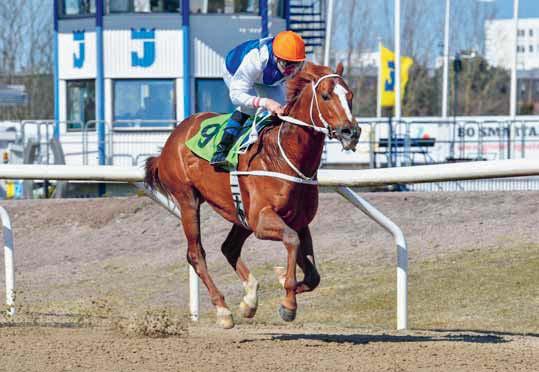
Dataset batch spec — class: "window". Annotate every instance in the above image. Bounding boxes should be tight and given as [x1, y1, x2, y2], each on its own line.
[518, 29, 525, 37]
[59, 0, 96, 17]
[190, 0, 260, 14]
[113, 80, 175, 128]
[530, 29, 534, 37]
[533, 81, 539, 100]
[268, 0, 284, 17]
[195, 79, 235, 113]
[108, 0, 180, 13]
[530, 45, 534, 53]
[66, 80, 96, 131]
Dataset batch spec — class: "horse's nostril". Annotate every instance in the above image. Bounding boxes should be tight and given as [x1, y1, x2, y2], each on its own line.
[341, 128, 351, 136]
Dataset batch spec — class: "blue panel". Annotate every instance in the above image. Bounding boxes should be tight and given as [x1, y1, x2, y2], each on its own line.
[284, 0, 290, 29]
[260, 0, 268, 38]
[195, 79, 235, 114]
[182, 0, 191, 119]
[96, 0, 105, 167]
[54, 0, 60, 140]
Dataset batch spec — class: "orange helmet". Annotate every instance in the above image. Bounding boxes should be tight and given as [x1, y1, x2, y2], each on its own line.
[272, 31, 306, 62]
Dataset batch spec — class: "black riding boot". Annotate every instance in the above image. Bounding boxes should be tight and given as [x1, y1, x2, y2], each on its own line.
[210, 111, 250, 169]
[210, 132, 237, 167]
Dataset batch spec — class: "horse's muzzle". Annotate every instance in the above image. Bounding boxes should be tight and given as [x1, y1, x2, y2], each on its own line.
[335, 124, 361, 151]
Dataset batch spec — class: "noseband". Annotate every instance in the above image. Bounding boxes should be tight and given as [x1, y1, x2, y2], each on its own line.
[278, 73, 344, 139]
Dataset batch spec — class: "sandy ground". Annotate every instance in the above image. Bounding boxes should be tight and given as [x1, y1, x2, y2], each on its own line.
[0, 192, 538, 371]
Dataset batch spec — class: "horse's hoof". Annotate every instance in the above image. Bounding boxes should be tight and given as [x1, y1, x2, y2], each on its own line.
[217, 314, 235, 329]
[216, 307, 235, 329]
[239, 300, 257, 319]
[278, 305, 296, 322]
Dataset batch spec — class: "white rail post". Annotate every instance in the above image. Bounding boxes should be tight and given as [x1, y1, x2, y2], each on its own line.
[189, 266, 199, 321]
[132, 182, 199, 321]
[0, 207, 15, 317]
[323, 0, 334, 67]
[336, 187, 408, 330]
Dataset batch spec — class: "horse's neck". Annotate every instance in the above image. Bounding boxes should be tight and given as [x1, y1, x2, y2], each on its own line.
[278, 106, 326, 177]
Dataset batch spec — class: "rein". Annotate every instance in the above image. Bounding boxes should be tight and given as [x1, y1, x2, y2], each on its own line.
[277, 73, 342, 180]
[232, 73, 344, 184]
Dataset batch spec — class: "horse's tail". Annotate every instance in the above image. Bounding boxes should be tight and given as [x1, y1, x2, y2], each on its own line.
[144, 156, 167, 196]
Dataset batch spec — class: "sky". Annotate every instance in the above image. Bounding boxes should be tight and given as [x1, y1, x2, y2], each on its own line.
[496, 0, 539, 18]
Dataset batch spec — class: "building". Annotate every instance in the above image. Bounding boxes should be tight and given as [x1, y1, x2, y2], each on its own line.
[54, 0, 327, 166]
[485, 18, 539, 70]
[485, 18, 539, 114]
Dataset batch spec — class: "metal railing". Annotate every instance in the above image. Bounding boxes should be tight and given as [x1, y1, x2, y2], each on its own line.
[4, 116, 539, 192]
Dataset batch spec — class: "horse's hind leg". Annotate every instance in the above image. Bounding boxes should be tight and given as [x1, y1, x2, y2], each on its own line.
[221, 224, 259, 318]
[295, 226, 320, 294]
[172, 188, 234, 329]
[254, 206, 299, 322]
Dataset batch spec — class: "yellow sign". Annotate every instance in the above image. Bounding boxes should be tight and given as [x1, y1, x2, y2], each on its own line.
[6, 181, 15, 199]
[379, 45, 414, 107]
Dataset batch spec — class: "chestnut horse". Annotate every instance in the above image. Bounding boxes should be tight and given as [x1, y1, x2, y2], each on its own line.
[144, 62, 360, 328]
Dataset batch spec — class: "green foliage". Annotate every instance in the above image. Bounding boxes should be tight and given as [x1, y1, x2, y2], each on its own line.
[449, 54, 510, 116]
[403, 64, 440, 116]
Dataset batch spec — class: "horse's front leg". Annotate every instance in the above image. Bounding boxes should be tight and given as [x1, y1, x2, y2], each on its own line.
[274, 226, 320, 294]
[254, 206, 299, 322]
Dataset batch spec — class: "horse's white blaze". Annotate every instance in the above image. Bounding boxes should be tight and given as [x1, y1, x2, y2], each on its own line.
[334, 84, 353, 122]
[242, 273, 259, 308]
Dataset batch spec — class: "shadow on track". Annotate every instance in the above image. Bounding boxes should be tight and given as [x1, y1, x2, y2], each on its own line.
[264, 331, 509, 345]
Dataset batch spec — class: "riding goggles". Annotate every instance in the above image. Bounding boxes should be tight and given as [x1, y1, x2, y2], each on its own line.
[277, 59, 304, 75]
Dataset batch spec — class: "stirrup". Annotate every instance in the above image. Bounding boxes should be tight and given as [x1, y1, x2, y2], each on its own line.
[210, 152, 227, 164]
[212, 162, 230, 172]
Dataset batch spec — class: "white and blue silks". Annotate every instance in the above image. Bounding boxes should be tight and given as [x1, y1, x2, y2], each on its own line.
[223, 37, 287, 116]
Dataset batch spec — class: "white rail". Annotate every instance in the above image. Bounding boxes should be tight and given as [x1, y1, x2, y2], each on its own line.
[1, 158, 538, 185]
[1, 158, 538, 330]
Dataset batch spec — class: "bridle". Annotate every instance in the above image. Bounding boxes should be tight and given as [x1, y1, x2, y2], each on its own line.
[276, 73, 345, 180]
[278, 73, 343, 138]
[232, 73, 350, 184]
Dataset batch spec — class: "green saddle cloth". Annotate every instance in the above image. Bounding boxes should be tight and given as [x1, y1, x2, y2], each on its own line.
[186, 113, 273, 169]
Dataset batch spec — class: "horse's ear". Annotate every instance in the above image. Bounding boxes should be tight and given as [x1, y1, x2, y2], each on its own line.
[336, 62, 344, 76]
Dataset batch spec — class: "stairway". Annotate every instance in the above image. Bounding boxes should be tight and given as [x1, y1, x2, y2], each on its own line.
[288, 0, 326, 55]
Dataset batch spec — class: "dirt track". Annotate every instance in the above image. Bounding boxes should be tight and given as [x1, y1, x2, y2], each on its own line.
[0, 192, 538, 371]
[0, 325, 537, 372]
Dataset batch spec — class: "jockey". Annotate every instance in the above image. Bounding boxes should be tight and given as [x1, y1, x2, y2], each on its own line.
[210, 30, 306, 168]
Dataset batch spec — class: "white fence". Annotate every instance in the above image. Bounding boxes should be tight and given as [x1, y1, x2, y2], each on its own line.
[1, 158, 539, 329]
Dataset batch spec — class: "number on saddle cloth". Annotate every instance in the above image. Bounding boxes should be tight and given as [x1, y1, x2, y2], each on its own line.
[185, 112, 274, 169]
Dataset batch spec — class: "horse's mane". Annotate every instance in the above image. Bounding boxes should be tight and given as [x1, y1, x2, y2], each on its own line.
[286, 62, 333, 107]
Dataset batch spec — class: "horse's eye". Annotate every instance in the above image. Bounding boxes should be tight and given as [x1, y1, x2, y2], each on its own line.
[321, 93, 331, 101]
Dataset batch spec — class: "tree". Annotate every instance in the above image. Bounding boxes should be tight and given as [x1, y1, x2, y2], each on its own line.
[403, 65, 439, 116]
[450, 54, 509, 116]
[0, 0, 53, 120]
